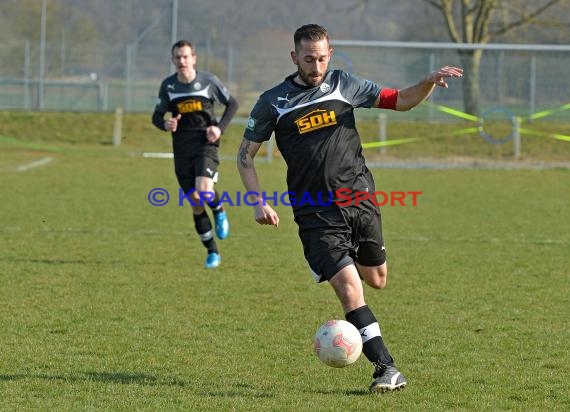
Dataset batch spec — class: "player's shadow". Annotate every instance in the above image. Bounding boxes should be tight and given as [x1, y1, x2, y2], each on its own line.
[84, 372, 160, 385]
[0, 372, 187, 387]
[199, 382, 275, 399]
[1, 257, 161, 266]
[314, 388, 370, 396]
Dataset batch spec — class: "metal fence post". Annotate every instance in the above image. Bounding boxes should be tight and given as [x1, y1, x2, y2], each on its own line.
[38, 0, 47, 110]
[24, 40, 31, 110]
[529, 56, 536, 119]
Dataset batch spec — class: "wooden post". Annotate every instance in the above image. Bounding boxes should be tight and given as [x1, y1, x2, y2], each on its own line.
[266, 133, 274, 162]
[113, 107, 123, 147]
[513, 117, 521, 159]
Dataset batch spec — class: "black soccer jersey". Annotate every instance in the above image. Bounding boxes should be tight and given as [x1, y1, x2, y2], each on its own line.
[244, 69, 383, 215]
[153, 71, 232, 156]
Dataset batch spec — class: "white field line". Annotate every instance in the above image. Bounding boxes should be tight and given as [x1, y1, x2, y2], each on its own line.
[16, 156, 54, 172]
[141, 152, 173, 159]
[134, 152, 237, 162]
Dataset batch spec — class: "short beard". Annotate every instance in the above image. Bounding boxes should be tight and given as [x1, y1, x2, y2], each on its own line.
[297, 67, 322, 87]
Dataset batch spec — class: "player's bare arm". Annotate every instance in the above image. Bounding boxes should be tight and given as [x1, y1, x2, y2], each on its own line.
[237, 138, 280, 227]
[378, 66, 463, 112]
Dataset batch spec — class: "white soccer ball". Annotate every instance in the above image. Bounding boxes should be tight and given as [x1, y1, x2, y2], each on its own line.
[314, 319, 363, 368]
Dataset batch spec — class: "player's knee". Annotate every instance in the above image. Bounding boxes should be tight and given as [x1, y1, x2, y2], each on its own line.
[192, 205, 205, 214]
[195, 178, 214, 195]
[364, 266, 388, 289]
[367, 277, 387, 289]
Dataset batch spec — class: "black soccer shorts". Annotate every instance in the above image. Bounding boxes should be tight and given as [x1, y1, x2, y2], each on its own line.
[174, 155, 219, 194]
[295, 200, 386, 283]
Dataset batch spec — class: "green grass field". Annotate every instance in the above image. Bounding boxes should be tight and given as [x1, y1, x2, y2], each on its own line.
[1, 112, 569, 411]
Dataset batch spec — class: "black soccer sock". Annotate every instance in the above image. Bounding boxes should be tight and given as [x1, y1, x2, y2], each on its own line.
[345, 305, 394, 366]
[193, 211, 218, 253]
[207, 190, 223, 214]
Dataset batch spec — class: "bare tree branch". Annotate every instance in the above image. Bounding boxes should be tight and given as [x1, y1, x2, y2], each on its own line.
[418, 0, 566, 115]
[460, 0, 471, 42]
[421, 0, 444, 9]
[440, 0, 463, 43]
[473, 0, 495, 43]
[490, 0, 561, 37]
[423, 0, 563, 43]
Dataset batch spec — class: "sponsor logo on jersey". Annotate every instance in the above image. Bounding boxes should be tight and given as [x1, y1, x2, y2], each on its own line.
[320, 83, 331, 93]
[246, 116, 256, 130]
[294, 109, 337, 134]
[177, 99, 203, 113]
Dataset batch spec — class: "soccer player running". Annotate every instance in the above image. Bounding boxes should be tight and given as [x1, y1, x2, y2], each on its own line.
[237, 24, 462, 392]
[152, 40, 238, 269]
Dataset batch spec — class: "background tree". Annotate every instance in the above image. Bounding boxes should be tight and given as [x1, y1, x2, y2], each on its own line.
[2, 0, 568, 108]
[421, 0, 564, 115]
[0, 0, 99, 78]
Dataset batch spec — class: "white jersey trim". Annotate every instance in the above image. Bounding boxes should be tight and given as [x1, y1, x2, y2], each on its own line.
[168, 84, 211, 100]
[273, 82, 350, 123]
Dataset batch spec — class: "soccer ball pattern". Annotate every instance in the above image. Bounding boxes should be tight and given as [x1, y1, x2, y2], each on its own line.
[314, 319, 363, 368]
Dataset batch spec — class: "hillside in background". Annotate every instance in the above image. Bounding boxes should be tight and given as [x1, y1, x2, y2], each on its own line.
[1, 0, 569, 79]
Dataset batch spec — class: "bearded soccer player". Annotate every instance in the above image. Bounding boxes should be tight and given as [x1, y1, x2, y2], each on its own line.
[152, 40, 238, 269]
[237, 24, 462, 392]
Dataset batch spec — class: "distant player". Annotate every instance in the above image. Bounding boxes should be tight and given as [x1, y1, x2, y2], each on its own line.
[237, 24, 462, 392]
[152, 40, 238, 268]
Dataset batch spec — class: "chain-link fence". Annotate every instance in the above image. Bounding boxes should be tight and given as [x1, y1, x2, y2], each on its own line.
[1, 39, 569, 122]
[332, 41, 570, 122]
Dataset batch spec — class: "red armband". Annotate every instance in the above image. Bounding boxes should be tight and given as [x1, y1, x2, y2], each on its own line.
[378, 88, 399, 110]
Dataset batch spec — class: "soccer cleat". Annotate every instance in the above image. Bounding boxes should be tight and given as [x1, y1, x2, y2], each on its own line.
[369, 363, 407, 393]
[204, 252, 221, 268]
[214, 211, 229, 239]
